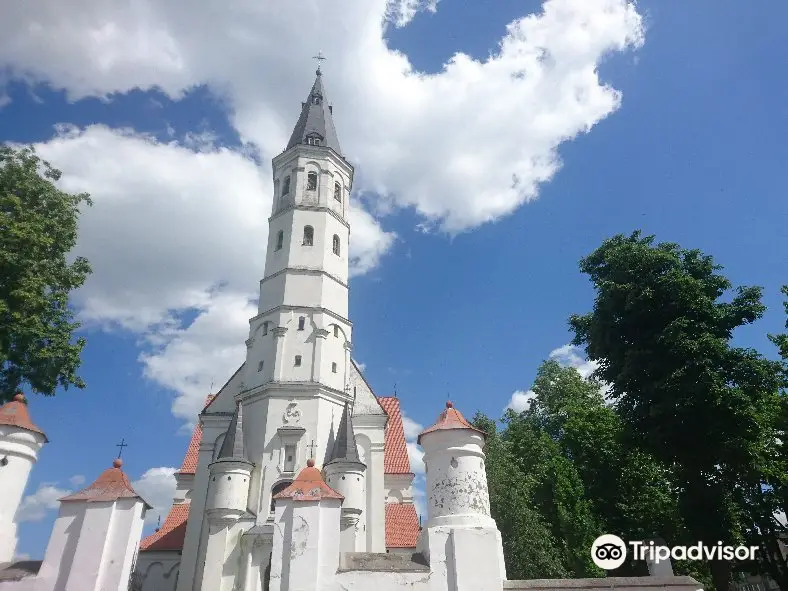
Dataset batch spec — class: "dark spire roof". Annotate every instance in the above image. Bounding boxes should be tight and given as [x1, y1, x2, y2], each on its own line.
[285, 69, 343, 156]
[217, 403, 246, 460]
[326, 403, 365, 467]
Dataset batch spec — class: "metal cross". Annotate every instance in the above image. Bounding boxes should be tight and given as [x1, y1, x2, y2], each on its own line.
[307, 439, 318, 459]
[115, 438, 128, 459]
[312, 51, 327, 72]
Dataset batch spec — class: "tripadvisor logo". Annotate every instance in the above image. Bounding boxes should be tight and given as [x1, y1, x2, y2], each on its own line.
[591, 535, 758, 570]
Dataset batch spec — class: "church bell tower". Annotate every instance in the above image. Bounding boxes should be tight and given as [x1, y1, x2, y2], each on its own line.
[238, 65, 356, 522]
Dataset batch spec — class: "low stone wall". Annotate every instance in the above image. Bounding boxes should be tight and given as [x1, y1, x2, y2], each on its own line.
[504, 576, 702, 591]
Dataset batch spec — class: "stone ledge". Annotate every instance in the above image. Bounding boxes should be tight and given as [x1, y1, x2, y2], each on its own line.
[338, 552, 429, 573]
[504, 577, 701, 590]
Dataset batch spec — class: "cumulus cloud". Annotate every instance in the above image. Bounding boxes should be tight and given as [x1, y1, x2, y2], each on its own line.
[3, 0, 644, 233]
[68, 475, 86, 487]
[548, 344, 599, 379]
[386, 0, 440, 28]
[5, 0, 644, 421]
[132, 467, 178, 525]
[16, 484, 70, 522]
[400, 410, 425, 474]
[506, 389, 536, 413]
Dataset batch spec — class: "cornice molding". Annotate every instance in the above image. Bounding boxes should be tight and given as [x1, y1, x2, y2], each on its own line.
[268, 204, 349, 230]
[260, 266, 348, 289]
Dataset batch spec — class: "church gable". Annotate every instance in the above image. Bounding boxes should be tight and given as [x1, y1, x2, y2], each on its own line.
[349, 359, 386, 416]
[202, 363, 245, 414]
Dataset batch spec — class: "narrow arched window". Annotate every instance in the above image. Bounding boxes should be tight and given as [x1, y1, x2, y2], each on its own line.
[282, 176, 291, 195]
[275, 230, 284, 251]
[295, 355, 302, 366]
[334, 182, 342, 202]
[303, 226, 314, 246]
[307, 172, 318, 191]
[332, 234, 340, 256]
[298, 317, 305, 331]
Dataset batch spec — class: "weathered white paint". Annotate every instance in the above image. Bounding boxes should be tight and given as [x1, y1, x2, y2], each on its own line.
[135, 554, 180, 591]
[0, 425, 46, 563]
[324, 461, 365, 552]
[269, 498, 342, 591]
[25, 496, 146, 591]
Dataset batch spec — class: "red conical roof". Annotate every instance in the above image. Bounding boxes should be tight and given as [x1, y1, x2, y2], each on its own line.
[273, 459, 343, 502]
[0, 393, 47, 441]
[417, 401, 486, 444]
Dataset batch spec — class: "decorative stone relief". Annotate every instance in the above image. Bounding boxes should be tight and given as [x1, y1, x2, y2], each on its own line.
[282, 403, 302, 424]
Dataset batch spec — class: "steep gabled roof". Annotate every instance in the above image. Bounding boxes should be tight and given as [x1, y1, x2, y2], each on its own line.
[385, 503, 420, 548]
[285, 69, 343, 156]
[140, 502, 189, 552]
[378, 397, 413, 475]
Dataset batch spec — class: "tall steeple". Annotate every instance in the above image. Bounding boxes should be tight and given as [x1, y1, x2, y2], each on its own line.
[217, 403, 245, 460]
[285, 69, 343, 156]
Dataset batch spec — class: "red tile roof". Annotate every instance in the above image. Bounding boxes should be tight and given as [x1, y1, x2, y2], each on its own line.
[0, 394, 47, 441]
[378, 397, 413, 475]
[61, 459, 149, 506]
[385, 503, 420, 548]
[179, 423, 203, 474]
[140, 503, 189, 552]
[417, 401, 484, 444]
[274, 459, 343, 502]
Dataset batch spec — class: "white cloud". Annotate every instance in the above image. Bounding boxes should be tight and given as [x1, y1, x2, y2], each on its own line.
[3, 0, 644, 233]
[68, 475, 85, 487]
[16, 484, 71, 522]
[132, 467, 178, 525]
[506, 389, 536, 413]
[407, 442, 425, 475]
[548, 344, 599, 379]
[386, 0, 440, 28]
[6, 0, 645, 421]
[400, 412, 424, 441]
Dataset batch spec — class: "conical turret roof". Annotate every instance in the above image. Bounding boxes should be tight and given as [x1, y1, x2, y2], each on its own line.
[217, 402, 246, 460]
[285, 69, 343, 156]
[0, 393, 47, 441]
[326, 402, 364, 467]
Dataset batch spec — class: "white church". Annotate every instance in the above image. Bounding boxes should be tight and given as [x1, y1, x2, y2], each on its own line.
[0, 69, 702, 591]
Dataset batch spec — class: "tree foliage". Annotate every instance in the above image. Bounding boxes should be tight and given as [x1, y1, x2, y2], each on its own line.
[478, 235, 785, 591]
[0, 145, 92, 402]
[567, 232, 784, 591]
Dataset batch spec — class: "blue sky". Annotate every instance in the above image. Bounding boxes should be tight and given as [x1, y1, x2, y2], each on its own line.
[2, 0, 786, 559]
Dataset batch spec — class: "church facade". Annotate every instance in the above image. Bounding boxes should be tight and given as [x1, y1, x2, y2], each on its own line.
[134, 67, 420, 591]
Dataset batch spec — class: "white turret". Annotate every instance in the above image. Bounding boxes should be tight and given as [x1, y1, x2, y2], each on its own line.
[200, 403, 255, 591]
[205, 403, 253, 519]
[417, 401, 506, 591]
[0, 393, 47, 563]
[323, 402, 366, 552]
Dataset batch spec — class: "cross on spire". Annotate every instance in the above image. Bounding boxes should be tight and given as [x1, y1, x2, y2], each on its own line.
[115, 438, 128, 459]
[307, 439, 318, 459]
[312, 51, 327, 74]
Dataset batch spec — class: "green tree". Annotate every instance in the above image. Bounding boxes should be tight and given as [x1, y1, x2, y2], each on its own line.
[0, 145, 92, 402]
[472, 413, 570, 579]
[568, 232, 784, 591]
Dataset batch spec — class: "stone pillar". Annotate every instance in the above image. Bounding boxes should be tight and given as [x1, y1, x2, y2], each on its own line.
[312, 328, 330, 382]
[272, 326, 288, 381]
